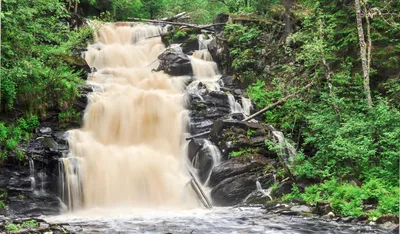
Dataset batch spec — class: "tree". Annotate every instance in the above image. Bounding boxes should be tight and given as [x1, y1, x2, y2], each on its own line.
[355, 0, 373, 109]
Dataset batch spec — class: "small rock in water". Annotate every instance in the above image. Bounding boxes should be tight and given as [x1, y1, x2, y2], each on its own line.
[340, 217, 353, 223]
[290, 205, 312, 213]
[39, 127, 52, 134]
[322, 211, 335, 219]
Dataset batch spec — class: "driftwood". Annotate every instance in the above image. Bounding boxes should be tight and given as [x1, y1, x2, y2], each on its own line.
[187, 166, 213, 209]
[127, 17, 226, 31]
[185, 83, 313, 140]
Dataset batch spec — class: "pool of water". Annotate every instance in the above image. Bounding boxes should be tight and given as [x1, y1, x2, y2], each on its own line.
[42, 207, 391, 234]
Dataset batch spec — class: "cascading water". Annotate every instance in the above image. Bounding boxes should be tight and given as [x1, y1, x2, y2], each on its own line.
[59, 23, 199, 210]
[29, 158, 35, 191]
[241, 97, 253, 116]
[228, 94, 244, 114]
[271, 130, 296, 166]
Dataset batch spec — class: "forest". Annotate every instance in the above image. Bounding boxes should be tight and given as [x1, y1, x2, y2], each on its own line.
[1, 0, 399, 223]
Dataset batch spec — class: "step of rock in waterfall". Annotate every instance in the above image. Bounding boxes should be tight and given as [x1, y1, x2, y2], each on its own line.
[59, 23, 202, 210]
[189, 51, 246, 118]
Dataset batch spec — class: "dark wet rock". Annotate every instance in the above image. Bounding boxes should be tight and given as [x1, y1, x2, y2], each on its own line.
[181, 37, 199, 54]
[209, 156, 275, 206]
[219, 75, 242, 90]
[73, 85, 93, 113]
[188, 90, 231, 135]
[377, 215, 399, 224]
[271, 181, 292, 198]
[314, 201, 332, 215]
[1, 125, 69, 217]
[7, 190, 61, 216]
[208, 156, 269, 188]
[157, 47, 193, 76]
[209, 119, 277, 157]
[208, 37, 228, 68]
[211, 172, 274, 206]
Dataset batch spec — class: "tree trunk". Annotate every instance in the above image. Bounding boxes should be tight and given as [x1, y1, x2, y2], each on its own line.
[283, 0, 293, 39]
[355, 0, 373, 109]
[74, 0, 78, 14]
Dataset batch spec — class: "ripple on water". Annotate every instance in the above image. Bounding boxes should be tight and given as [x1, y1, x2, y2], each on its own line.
[42, 207, 391, 234]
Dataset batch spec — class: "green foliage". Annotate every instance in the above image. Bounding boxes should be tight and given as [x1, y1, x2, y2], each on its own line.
[0, 201, 6, 209]
[6, 223, 20, 232]
[224, 24, 265, 84]
[22, 220, 38, 228]
[1, 0, 86, 115]
[284, 178, 399, 219]
[247, 129, 256, 138]
[229, 147, 254, 157]
[173, 31, 188, 40]
[0, 116, 39, 161]
[4, 219, 37, 232]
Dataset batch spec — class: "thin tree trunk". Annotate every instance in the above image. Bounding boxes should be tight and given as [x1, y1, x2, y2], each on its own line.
[355, 0, 373, 109]
[74, 1, 78, 14]
[363, 0, 372, 73]
[283, 0, 293, 39]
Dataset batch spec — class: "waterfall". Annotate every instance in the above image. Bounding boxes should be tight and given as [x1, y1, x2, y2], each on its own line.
[227, 94, 244, 114]
[241, 97, 253, 116]
[271, 130, 296, 165]
[198, 34, 212, 50]
[29, 158, 35, 191]
[59, 23, 199, 210]
[192, 50, 213, 61]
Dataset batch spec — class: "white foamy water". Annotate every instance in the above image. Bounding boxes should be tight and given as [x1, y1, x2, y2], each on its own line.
[59, 23, 200, 211]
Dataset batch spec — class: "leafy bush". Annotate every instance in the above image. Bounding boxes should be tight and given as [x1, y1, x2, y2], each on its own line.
[1, 0, 86, 115]
[0, 201, 5, 209]
[0, 116, 40, 161]
[284, 178, 399, 219]
[6, 223, 20, 232]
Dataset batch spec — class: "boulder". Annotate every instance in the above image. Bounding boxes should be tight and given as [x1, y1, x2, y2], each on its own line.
[207, 37, 228, 67]
[209, 119, 277, 158]
[73, 85, 93, 113]
[187, 90, 231, 135]
[209, 156, 274, 206]
[157, 47, 193, 76]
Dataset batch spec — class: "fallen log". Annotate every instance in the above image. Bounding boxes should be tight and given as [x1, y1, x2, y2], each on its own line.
[160, 12, 188, 21]
[187, 166, 213, 209]
[127, 17, 226, 30]
[185, 83, 313, 140]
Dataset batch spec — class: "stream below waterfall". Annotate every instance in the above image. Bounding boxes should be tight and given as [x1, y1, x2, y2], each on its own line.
[42, 207, 390, 234]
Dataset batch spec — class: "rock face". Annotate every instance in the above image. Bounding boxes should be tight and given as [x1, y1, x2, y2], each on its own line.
[206, 120, 280, 206]
[209, 156, 274, 206]
[157, 47, 193, 76]
[0, 85, 89, 217]
[0, 127, 67, 216]
[187, 89, 233, 135]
